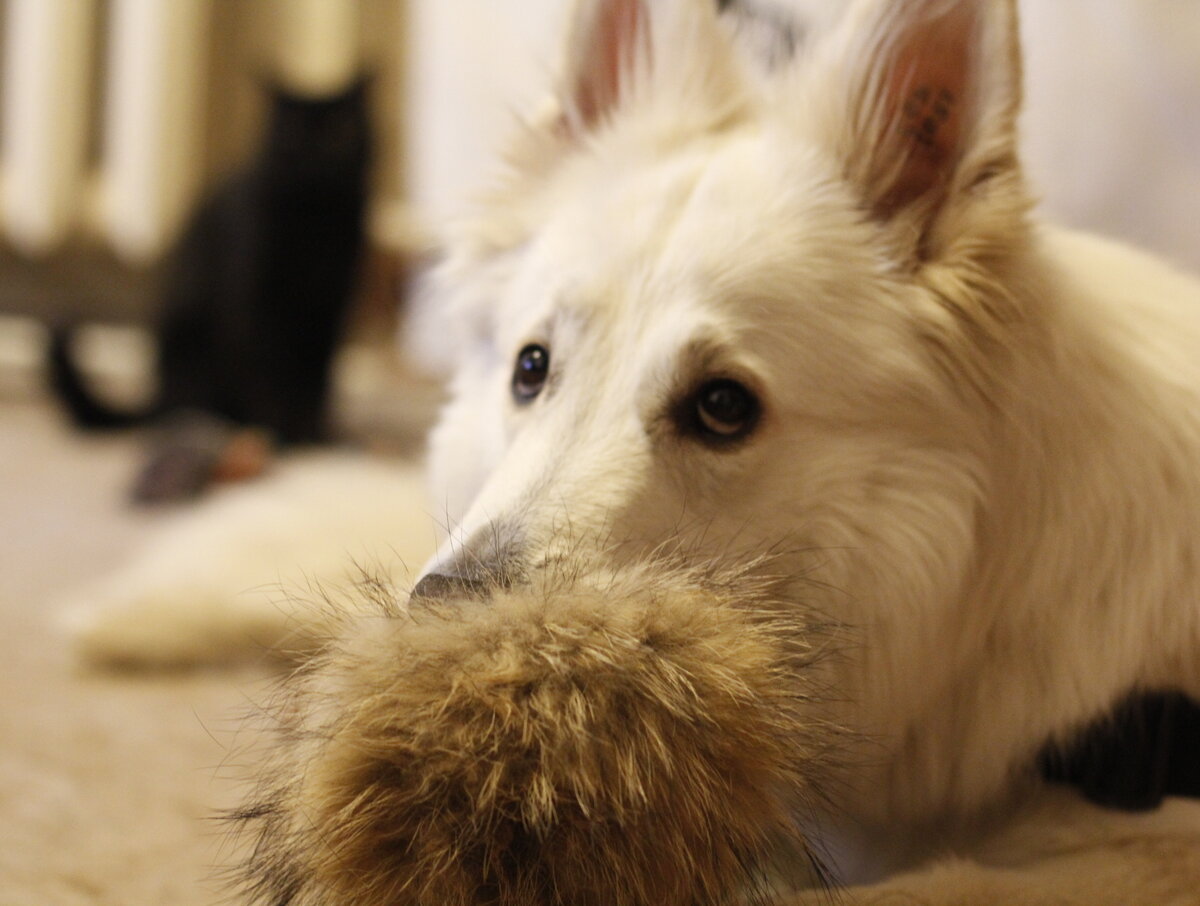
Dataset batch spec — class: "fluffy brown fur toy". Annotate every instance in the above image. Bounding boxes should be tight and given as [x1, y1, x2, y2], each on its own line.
[235, 559, 836, 905]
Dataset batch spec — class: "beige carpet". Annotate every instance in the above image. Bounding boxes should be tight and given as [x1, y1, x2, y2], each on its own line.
[0, 317, 446, 905]
[0, 396, 284, 905]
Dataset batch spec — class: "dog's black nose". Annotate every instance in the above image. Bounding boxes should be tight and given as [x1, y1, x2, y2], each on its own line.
[409, 570, 495, 603]
[411, 522, 522, 604]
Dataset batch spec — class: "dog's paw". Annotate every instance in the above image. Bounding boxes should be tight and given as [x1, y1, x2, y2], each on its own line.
[56, 454, 436, 670]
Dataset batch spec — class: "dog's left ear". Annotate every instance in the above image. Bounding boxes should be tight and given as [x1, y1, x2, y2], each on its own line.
[813, 0, 1024, 260]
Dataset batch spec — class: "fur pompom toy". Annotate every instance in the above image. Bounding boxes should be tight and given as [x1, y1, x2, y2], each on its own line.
[235, 560, 836, 905]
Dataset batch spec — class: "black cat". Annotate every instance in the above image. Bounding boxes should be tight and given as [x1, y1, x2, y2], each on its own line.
[49, 78, 373, 450]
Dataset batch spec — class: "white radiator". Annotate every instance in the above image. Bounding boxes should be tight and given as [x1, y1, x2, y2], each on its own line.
[0, 0, 363, 266]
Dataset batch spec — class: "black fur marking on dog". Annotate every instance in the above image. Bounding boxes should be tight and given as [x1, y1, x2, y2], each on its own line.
[1040, 691, 1200, 810]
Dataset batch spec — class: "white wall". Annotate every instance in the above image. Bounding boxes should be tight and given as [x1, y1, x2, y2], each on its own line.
[1020, 0, 1200, 270]
[404, 0, 569, 226]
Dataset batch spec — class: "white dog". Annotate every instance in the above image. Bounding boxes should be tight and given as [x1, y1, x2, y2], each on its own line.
[418, 0, 1200, 863]
[65, 0, 1200, 892]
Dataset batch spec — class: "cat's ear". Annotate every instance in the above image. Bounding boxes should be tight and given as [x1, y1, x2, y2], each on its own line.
[557, 0, 652, 133]
[341, 70, 375, 97]
[811, 0, 1024, 256]
[251, 68, 372, 104]
[252, 69, 287, 99]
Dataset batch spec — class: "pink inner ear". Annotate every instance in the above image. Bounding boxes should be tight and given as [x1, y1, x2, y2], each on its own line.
[570, 0, 649, 129]
[874, 3, 978, 217]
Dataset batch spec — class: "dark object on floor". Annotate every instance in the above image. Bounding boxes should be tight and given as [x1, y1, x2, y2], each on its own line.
[1041, 691, 1200, 810]
[130, 411, 274, 504]
[48, 77, 373, 454]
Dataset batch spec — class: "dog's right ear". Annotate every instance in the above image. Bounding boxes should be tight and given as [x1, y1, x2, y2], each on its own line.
[467, 0, 744, 259]
[549, 0, 745, 141]
[559, 0, 652, 133]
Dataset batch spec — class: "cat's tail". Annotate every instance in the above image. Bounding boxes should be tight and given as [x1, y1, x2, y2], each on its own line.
[47, 324, 158, 430]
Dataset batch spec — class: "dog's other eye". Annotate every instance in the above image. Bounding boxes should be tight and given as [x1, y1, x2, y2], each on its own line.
[512, 344, 550, 403]
[692, 379, 760, 442]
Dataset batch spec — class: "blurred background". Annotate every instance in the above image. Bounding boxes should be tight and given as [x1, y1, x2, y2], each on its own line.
[0, 0, 1194, 421]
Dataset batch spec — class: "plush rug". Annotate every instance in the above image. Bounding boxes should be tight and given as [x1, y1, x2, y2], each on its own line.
[0, 387, 439, 906]
[787, 788, 1200, 905]
[0, 397, 267, 905]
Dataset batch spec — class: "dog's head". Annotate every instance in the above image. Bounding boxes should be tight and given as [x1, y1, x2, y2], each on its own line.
[420, 0, 1031, 637]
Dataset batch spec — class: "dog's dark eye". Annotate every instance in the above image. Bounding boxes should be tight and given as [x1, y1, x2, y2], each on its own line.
[692, 379, 760, 442]
[512, 344, 550, 402]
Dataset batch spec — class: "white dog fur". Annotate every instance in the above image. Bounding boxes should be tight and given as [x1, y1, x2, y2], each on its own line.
[63, 0, 1200, 885]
